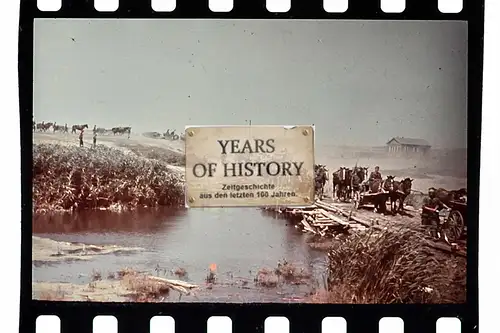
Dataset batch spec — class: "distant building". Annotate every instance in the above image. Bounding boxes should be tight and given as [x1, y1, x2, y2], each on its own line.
[386, 137, 431, 156]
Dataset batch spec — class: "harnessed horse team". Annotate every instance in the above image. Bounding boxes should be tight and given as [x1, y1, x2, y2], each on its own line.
[314, 165, 414, 215]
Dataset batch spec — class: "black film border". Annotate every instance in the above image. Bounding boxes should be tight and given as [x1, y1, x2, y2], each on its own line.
[20, 0, 482, 332]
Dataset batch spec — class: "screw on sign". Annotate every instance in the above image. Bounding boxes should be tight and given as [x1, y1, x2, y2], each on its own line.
[184, 125, 315, 208]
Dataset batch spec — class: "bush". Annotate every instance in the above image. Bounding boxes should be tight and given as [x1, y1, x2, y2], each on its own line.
[318, 228, 466, 304]
[33, 143, 184, 213]
[254, 260, 312, 287]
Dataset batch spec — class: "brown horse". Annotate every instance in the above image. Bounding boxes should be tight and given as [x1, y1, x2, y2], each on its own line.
[435, 187, 467, 206]
[112, 126, 132, 137]
[368, 176, 395, 213]
[351, 166, 369, 202]
[453, 188, 467, 203]
[53, 123, 66, 133]
[369, 175, 395, 193]
[390, 177, 414, 214]
[36, 122, 53, 132]
[71, 124, 88, 134]
[314, 164, 329, 199]
[332, 167, 352, 201]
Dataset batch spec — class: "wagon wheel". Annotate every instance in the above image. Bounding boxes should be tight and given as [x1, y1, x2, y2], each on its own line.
[443, 210, 465, 243]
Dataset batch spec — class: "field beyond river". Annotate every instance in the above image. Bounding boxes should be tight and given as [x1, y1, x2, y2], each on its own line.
[32, 131, 467, 303]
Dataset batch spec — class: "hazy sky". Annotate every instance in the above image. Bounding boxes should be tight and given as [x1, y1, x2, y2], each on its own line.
[34, 19, 467, 148]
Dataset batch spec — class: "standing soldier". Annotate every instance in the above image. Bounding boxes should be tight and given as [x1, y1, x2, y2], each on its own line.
[423, 187, 450, 212]
[422, 187, 451, 239]
[93, 132, 97, 149]
[367, 166, 383, 194]
[79, 129, 84, 147]
[369, 166, 382, 182]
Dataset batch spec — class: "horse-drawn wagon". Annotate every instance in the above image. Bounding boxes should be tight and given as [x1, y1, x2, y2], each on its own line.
[442, 199, 467, 242]
[421, 199, 467, 243]
[356, 187, 390, 212]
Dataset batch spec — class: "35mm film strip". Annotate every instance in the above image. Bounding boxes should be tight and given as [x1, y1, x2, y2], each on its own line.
[21, 0, 481, 332]
[24, 0, 475, 18]
[35, 0, 465, 14]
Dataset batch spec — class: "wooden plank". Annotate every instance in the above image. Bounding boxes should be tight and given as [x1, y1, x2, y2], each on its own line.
[287, 200, 468, 258]
[315, 200, 343, 212]
[316, 208, 350, 227]
[301, 218, 317, 234]
[312, 223, 337, 227]
[317, 200, 375, 227]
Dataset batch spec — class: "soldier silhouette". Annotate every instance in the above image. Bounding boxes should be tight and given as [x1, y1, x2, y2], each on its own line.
[79, 129, 84, 147]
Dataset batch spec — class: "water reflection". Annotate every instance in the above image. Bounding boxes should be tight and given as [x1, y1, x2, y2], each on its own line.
[32, 206, 328, 302]
[32, 207, 186, 234]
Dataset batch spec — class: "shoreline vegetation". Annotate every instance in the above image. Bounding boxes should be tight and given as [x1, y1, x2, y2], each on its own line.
[33, 143, 185, 214]
[308, 228, 466, 304]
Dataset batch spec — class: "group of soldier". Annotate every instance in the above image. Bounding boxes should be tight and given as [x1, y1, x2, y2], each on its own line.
[314, 164, 457, 216]
[78, 126, 98, 149]
[366, 167, 459, 215]
[314, 164, 383, 199]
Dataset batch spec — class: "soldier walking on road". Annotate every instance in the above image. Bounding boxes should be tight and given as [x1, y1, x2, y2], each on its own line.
[79, 129, 84, 147]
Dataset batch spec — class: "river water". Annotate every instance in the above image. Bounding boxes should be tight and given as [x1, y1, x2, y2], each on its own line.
[32, 207, 328, 303]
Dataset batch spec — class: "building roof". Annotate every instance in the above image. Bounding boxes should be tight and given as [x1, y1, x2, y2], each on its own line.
[386, 137, 431, 147]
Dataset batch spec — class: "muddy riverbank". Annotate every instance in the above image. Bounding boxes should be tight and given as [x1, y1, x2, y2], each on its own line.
[32, 235, 145, 266]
